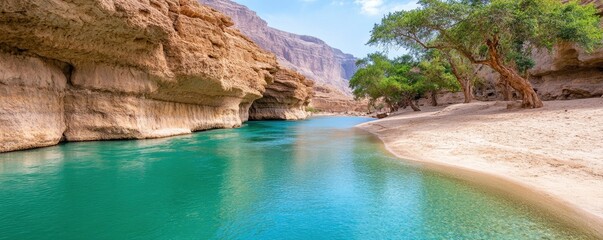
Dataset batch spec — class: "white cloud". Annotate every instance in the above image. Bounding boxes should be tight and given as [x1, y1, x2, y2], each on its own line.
[354, 0, 419, 16]
[355, 0, 383, 15]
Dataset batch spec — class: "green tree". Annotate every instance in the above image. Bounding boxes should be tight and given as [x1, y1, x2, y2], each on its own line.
[349, 53, 423, 112]
[419, 50, 460, 106]
[442, 50, 478, 103]
[369, 0, 602, 108]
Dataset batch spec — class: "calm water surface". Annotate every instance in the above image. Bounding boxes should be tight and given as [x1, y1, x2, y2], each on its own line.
[0, 117, 596, 239]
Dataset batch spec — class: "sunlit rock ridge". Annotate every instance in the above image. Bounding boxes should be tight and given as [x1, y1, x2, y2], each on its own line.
[0, 0, 312, 152]
[250, 69, 314, 120]
[199, 0, 358, 97]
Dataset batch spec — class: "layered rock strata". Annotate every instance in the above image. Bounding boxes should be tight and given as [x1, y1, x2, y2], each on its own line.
[473, 1, 603, 101]
[0, 0, 312, 152]
[199, 0, 357, 96]
[249, 69, 314, 120]
[530, 42, 603, 100]
[0, 50, 68, 152]
[457, 45, 603, 102]
[310, 84, 368, 113]
[199, 0, 367, 114]
[527, 1, 603, 100]
[415, 0, 603, 103]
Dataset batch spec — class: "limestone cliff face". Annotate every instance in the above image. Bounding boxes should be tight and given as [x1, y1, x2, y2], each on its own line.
[199, 0, 358, 97]
[528, 0, 603, 100]
[422, 0, 603, 103]
[310, 85, 368, 113]
[250, 69, 314, 120]
[530, 42, 603, 100]
[0, 51, 68, 152]
[0, 0, 283, 152]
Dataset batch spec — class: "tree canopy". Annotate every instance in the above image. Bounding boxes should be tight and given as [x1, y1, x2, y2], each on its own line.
[349, 51, 467, 112]
[368, 0, 603, 108]
[419, 50, 460, 93]
[350, 53, 425, 112]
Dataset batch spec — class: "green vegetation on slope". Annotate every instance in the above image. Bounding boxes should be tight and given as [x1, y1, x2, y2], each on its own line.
[355, 0, 602, 109]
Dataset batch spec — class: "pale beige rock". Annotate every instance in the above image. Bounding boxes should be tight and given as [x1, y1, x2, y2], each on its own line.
[200, 0, 357, 96]
[64, 90, 243, 141]
[0, 0, 283, 152]
[69, 63, 160, 95]
[529, 40, 603, 100]
[527, 1, 603, 100]
[445, 1, 603, 102]
[199, 0, 369, 114]
[310, 84, 368, 113]
[418, 91, 467, 106]
[531, 67, 603, 100]
[249, 68, 314, 120]
[0, 51, 67, 152]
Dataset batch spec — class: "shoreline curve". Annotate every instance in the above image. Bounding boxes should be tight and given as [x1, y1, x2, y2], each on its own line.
[360, 128, 603, 238]
[356, 99, 603, 239]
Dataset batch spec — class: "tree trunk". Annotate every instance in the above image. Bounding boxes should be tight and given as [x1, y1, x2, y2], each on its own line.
[491, 65, 542, 108]
[385, 99, 397, 113]
[445, 52, 473, 103]
[485, 38, 543, 108]
[407, 99, 421, 111]
[368, 100, 375, 113]
[430, 91, 438, 106]
[462, 81, 473, 103]
[498, 76, 513, 101]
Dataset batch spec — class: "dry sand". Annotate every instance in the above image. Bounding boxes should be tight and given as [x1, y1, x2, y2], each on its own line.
[357, 98, 603, 237]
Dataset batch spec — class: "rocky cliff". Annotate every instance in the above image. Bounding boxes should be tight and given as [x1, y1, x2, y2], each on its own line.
[527, 0, 603, 100]
[472, 0, 603, 101]
[310, 84, 368, 113]
[249, 68, 314, 120]
[198, 0, 358, 97]
[529, 42, 603, 100]
[0, 0, 312, 152]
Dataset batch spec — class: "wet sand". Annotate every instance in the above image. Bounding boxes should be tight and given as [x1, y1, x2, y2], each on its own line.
[357, 98, 603, 237]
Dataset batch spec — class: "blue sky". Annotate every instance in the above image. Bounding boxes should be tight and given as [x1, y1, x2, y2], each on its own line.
[232, 0, 419, 58]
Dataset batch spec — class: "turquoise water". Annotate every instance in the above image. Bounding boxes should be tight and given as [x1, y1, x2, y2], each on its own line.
[0, 117, 595, 239]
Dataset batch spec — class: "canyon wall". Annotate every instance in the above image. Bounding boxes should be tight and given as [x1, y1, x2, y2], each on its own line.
[529, 43, 603, 100]
[0, 50, 68, 152]
[199, 0, 367, 113]
[199, 0, 357, 95]
[473, 0, 603, 101]
[249, 69, 314, 120]
[528, 0, 603, 100]
[0, 0, 311, 152]
[310, 85, 369, 113]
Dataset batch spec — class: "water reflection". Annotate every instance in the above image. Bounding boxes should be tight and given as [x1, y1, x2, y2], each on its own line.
[0, 146, 65, 175]
[0, 117, 595, 239]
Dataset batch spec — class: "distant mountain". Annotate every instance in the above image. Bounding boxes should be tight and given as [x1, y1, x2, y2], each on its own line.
[199, 0, 357, 96]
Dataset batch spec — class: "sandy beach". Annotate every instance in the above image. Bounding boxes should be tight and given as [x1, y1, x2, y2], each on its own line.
[357, 98, 603, 237]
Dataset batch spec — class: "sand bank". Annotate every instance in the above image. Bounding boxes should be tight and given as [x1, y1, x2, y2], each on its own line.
[357, 98, 603, 237]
